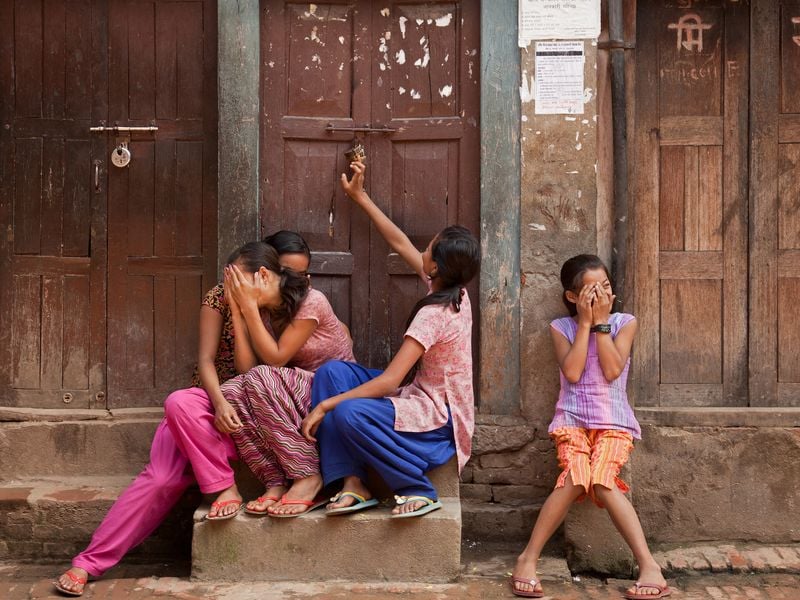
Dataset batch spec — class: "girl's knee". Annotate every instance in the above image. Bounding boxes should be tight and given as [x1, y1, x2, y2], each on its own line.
[163, 390, 189, 421]
[331, 400, 368, 433]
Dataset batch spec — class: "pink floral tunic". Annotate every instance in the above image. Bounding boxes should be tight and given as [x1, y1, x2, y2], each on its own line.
[388, 289, 475, 472]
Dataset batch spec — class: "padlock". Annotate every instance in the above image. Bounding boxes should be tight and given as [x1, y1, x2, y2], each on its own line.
[111, 142, 131, 168]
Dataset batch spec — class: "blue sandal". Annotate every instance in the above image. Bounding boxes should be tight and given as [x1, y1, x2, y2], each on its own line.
[391, 495, 442, 518]
[325, 491, 379, 515]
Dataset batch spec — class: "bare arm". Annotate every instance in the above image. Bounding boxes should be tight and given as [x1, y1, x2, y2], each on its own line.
[341, 162, 425, 280]
[223, 269, 259, 373]
[553, 284, 595, 383]
[228, 264, 318, 367]
[591, 285, 636, 381]
[196, 305, 243, 434]
[301, 337, 425, 441]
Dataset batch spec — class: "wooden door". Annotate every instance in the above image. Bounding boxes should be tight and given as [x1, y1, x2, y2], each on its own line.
[106, 0, 218, 408]
[0, 0, 107, 409]
[0, 0, 217, 410]
[750, 1, 800, 406]
[261, 0, 480, 367]
[632, 2, 748, 406]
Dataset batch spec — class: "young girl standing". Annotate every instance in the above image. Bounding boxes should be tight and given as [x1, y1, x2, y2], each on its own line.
[511, 255, 669, 599]
[301, 161, 480, 517]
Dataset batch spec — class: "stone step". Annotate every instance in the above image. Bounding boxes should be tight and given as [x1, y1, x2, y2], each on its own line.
[0, 409, 161, 479]
[191, 496, 462, 583]
[0, 476, 196, 562]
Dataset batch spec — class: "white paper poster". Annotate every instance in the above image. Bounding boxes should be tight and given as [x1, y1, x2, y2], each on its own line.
[534, 41, 585, 115]
[519, 0, 601, 46]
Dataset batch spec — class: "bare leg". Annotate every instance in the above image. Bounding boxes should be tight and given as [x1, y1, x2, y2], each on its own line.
[593, 484, 667, 596]
[512, 475, 585, 595]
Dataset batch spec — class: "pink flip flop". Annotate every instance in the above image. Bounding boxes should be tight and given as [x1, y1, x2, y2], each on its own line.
[205, 498, 243, 521]
[267, 494, 326, 518]
[244, 495, 280, 516]
[509, 575, 544, 598]
[53, 569, 88, 596]
[623, 582, 671, 599]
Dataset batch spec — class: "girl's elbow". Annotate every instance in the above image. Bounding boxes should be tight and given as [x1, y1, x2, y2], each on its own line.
[602, 368, 623, 382]
[564, 371, 583, 384]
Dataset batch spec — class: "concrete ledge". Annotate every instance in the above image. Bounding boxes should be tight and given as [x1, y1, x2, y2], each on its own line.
[191, 497, 462, 582]
[0, 478, 196, 561]
[635, 407, 800, 427]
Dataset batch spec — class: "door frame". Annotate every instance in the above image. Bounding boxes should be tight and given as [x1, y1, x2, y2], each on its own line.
[216, 0, 522, 415]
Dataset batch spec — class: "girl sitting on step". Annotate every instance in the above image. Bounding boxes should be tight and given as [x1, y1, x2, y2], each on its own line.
[301, 160, 480, 518]
[54, 233, 352, 596]
[510, 254, 669, 600]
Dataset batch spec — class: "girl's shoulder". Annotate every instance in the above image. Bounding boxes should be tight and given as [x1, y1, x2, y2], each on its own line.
[550, 315, 576, 337]
[295, 288, 333, 320]
[610, 312, 636, 333]
[202, 283, 226, 312]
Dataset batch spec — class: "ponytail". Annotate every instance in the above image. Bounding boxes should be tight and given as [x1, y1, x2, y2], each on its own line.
[270, 267, 310, 334]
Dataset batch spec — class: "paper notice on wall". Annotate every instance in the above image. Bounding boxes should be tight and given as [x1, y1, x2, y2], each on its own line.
[534, 41, 585, 115]
[519, 0, 601, 46]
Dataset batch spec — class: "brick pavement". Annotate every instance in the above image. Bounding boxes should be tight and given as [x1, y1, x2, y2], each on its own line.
[3, 543, 800, 599]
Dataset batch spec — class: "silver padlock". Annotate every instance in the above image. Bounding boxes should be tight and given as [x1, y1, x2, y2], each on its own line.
[111, 142, 131, 168]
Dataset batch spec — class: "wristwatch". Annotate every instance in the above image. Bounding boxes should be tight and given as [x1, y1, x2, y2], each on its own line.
[590, 324, 612, 334]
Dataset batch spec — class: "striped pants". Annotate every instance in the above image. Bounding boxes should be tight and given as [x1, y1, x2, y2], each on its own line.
[221, 365, 319, 487]
[550, 427, 634, 508]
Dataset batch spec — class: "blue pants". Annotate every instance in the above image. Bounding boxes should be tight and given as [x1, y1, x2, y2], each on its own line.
[311, 360, 455, 499]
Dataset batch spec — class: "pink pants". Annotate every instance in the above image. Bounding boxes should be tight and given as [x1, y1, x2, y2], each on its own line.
[72, 387, 237, 577]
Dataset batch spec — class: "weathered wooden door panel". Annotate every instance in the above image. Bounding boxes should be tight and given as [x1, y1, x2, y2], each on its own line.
[751, 1, 800, 406]
[262, 0, 479, 368]
[0, 0, 107, 409]
[633, 1, 748, 406]
[106, 0, 217, 408]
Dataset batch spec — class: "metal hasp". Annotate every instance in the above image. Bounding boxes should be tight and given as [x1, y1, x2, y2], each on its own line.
[325, 124, 396, 133]
[89, 125, 159, 132]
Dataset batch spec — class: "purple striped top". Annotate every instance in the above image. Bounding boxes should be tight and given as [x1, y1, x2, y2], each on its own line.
[548, 313, 641, 439]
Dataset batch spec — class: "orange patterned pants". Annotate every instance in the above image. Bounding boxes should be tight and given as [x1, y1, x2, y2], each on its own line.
[550, 427, 634, 507]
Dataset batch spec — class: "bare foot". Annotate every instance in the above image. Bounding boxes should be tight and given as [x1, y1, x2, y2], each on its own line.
[206, 484, 242, 519]
[391, 495, 438, 516]
[245, 484, 288, 514]
[511, 553, 543, 597]
[268, 474, 323, 516]
[54, 566, 88, 595]
[326, 476, 372, 511]
[626, 562, 668, 597]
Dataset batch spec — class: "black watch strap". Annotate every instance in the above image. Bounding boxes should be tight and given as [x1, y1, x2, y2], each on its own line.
[590, 324, 612, 334]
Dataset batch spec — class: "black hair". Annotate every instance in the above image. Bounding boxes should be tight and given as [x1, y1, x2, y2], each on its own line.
[559, 254, 612, 316]
[262, 230, 311, 261]
[226, 241, 310, 332]
[401, 225, 481, 384]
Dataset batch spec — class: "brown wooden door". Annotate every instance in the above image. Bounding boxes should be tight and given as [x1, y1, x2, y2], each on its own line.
[105, 0, 218, 408]
[632, 2, 749, 406]
[750, 1, 800, 406]
[262, 0, 480, 367]
[0, 0, 217, 410]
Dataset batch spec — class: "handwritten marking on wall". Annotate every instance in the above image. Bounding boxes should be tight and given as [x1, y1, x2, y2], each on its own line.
[667, 13, 713, 53]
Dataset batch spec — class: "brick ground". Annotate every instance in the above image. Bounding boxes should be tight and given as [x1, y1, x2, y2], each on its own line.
[3, 546, 800, 599]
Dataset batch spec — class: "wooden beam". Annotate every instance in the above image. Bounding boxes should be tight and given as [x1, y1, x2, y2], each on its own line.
[479, 0, 521, 414]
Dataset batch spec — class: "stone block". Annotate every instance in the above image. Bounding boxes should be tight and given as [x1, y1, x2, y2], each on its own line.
[191, 498, 462, 582]
[472, 425, 536, 455]
[460, 484, 493, 502]
[564, 500, 635, 577]
[461, 500, 539, 544]
[491, 485, 536, 505]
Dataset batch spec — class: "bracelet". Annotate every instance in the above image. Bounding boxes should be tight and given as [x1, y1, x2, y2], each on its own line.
[590, 323, 611, 334]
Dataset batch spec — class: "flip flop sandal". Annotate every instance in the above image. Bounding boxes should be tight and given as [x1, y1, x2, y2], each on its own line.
[204, 498, 243, 521]
[325, 491, 379, 516]
[267, 493, 327, 518]
[509, 575, 544, 598]
[390, 495, 443, 519]
[53, 570, 88, 597]
[623, 582, 671, 600]
[244, 495, 281, 516]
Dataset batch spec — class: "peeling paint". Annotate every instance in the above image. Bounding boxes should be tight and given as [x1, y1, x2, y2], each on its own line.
[416, 18, 423, 25]
[439, 85, 453, 98]
[519, 70, 534, 103]
[396, 49, 406, 64]
[339, 36, 345, 45]
[583, 87, 594, 103]
[528, 223, 547, 231]
[398, 86, 406, 95]
[521, 115, 528, 122]
[379, 63, 386, 71]
[399, 16, 408, 38]
[435, 13, 453, 27]
[380, 7, 390, 17]
[564, 116, 576, 121]
[410, 89, 421, 100]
